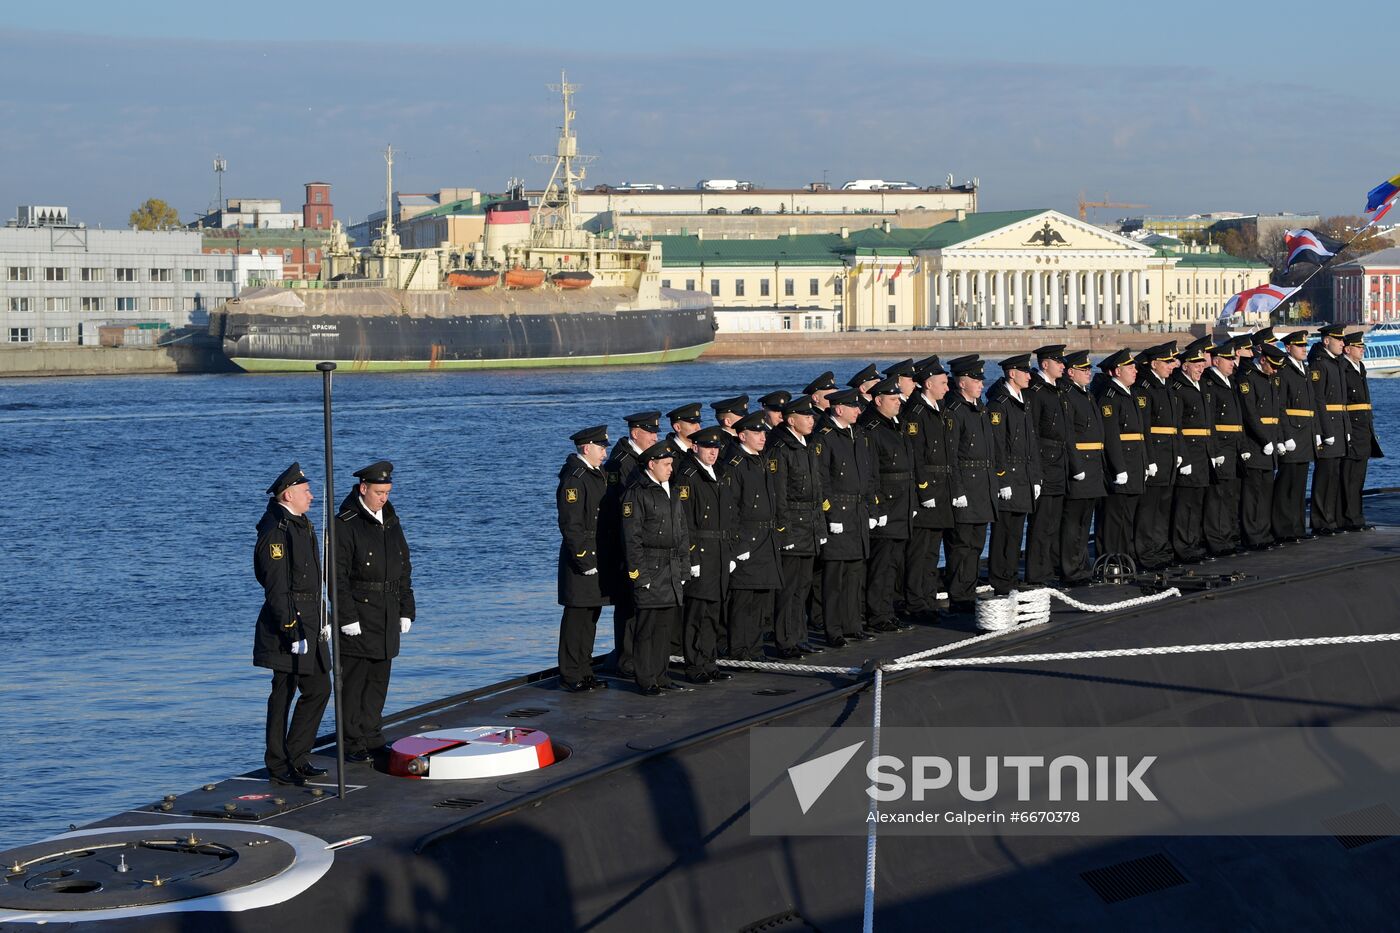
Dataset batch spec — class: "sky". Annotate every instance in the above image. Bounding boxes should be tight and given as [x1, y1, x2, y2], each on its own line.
[1, 0, 1397, 228]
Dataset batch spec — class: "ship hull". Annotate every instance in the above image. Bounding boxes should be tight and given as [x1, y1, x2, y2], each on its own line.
[215, 304, 717, 373]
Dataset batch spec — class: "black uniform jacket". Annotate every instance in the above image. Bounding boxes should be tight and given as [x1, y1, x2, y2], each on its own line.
[621, 471, 690, 609]
[1134, 372, 1180, 487]
[1309, 346, 1347, 460]
[334, 492, 415, 661]
[1341, 357, 1384, 460]
[1026, 371, 1070, 497]
[1238, 365, 1282, 472]
[1277, 358, 1318, 465]
[860, 409, 914, 540]
[1095, 378, 1146, 496]
[768, 425, 826, 556]
[600, 439, 644, 599]
[814, 421, 874, 561]
[1170, 373, 1214, 488]
[254, 501, 328, 674]
[726, 444, 784, 590]
[902, 392, 955, 529]
[1063, 381, 1107, 500]
[1202, 368, 1244, 478]
[947, 393, 1000, 524]
[675, 452, 731, 602]
[986, 383, 1041, 514]
[556, 454, 611, 609]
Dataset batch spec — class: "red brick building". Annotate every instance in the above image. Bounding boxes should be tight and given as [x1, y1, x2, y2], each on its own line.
[1332, 247, 1400, 324]
[303, 182, 333, 230]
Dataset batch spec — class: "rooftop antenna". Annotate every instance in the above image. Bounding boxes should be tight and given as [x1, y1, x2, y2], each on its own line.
[532, 71, 597, 233]
[382, 144, 395, 242]
[213, 156, 227, 218]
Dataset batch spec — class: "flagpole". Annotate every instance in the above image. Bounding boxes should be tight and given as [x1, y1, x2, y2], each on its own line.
[1268, 219, 1382, 321]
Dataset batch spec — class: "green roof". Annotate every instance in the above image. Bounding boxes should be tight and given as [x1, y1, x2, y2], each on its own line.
[1156, 248, 1269, 269]
[415, 194, 508, 219]
[845, 209, 1047, 254]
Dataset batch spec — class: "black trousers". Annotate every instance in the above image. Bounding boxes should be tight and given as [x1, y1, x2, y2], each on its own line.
[905, 526, 945, 613]
[558, 605, 602, 684]
[611, 590, 636, 676]
[264, 669, 330, 775]
[947, 522, 987, 602]
[1098, 493, 1140, 562]
[1311, 457, 1343, 532]
[341, 655, 393, 753]
[1024, 494, 1063, 584]
[777, 552, 815, 647]
[1172, 486, 1206, 560]
[1341, 457, 1370, 529]
[683, 596, 722, 678]
[1273, 462, 1310, 539]
[823, 559, 865, 639]
[1135, 485, 1173, 568]
[866, 537, 906, 627]
[727, 588, 774, 660]
[633, 606, 680, 690]
[1240, 470, 1275, 546]
[988, 511, 1027, 594]
[807, 559, 825, 634]
[1060, 498, 1097, 582]
[1204, 472, 1242, 554]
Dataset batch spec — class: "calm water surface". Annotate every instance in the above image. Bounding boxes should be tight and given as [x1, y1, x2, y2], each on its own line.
[2, 358, 1398, 847]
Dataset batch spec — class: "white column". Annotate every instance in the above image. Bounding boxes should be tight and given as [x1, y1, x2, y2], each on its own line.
[1100, 270, 1114, 325]
[956, 270, 969, 325]
[1049, 271, 1062, 327]
[1086, 271, 1098, 326]
[1011, 270, 1024, 326]
[994, 271, 1007, 326]
[1030, 270, 1044, 326]
[1132, 270, 1144, 325]
[938, 271, 951, 327]
[974, 270, 988, 326]
[1115, 271, 1127, 324]
[1068, 270, 1080, 326]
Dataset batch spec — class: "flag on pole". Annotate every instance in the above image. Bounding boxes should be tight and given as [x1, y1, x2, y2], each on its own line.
[911, 259, 923, 275]
[1220, 283, 1297, 325]
[891, 262, 904, 281]
[875, 266, 884, 283]
[1283, 229, 1341, 269]
[1365, 172, 1400, 224]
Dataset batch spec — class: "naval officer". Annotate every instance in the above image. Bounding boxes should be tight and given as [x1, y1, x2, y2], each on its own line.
[254, 463, 330, 786]
[556, 425, 612, 692]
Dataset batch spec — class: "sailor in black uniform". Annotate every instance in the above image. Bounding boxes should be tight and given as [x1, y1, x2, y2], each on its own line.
[1309, 323, 1348, 534]
[666, 403, 703, 456]
[986, 353, 1041, 595]
[1132, 342, 1179, 570]
[848, 363, 881, 407]
[675, 427, 734, 684]
[1024, 345, 1069, 584]
[1170, 339, 1214, 562]
[760, 390, 791, 428]
[621, 441, 690, 696]
[1273, 330, 1317, 543]
[883, 358, 919, 400]
[601, 411, 661, 676]
[902, 356, 954, 620]
[802, 371, 838, 638]
[335, 460, 416, 763]
[726, 411, 785, 660]
[1340, 330, 1382, 531]
[815, 389, 875, 645]
[945, 356, 999, 610]
[768, 395, 826, 655]
[1060, 350, 1106, 584]
[556, 425, 612, 692]
[805, 371, 838, 414]
[860, 376, 913, 631]
[711, 395, 749, 459]
[1202, 338, 1245, 556]
[1095, 348, 1145, 563]
[254, 463, 330, 786]
[1239, 343, 1285, 549]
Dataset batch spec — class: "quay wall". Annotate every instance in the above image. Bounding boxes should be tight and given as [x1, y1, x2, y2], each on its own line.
[703, 326, 1208, 359]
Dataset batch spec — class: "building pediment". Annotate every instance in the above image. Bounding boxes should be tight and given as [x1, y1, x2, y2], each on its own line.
[933, 210, 1156, 255]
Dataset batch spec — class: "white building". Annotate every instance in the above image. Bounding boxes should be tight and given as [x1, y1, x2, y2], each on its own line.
[1, 208, 281, 345]
[199, 198, 303, 230]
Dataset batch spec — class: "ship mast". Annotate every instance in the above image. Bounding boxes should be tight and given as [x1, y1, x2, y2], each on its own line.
[383, 144, 394, 242]
[533, 71, 596, 238]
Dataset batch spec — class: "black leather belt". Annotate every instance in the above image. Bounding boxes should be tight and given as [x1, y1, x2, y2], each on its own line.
[690, 529, 725, 540]
[918, 463, 951, 474]
[352, 581, 399, 593]
[961, 459, 992, 468]
[829, 494, 862, 505]
[880, 471, 913, 481]
[291, 589, 319, 598]
[742, 520, 776, 530]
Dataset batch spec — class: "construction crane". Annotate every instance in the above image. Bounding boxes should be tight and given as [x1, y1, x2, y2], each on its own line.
[1078, 191, 1147, 222]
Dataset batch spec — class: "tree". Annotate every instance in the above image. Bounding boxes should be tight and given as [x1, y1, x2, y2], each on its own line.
[130, 198, 181, 231]
[1316, 215, 1388, 262]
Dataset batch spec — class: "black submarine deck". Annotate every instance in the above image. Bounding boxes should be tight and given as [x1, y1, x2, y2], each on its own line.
[6, 494, 1400, 931]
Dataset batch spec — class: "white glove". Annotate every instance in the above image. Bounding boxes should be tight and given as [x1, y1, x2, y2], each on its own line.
[1033, 484, 1041, 500]
[1072, 472, 1086, 482]
[728, 560, 737, 572]
[819, 538, 828, 545]
[1113, 472, 1128, 486]
[290, 639, 309, 655]
[643, 583, 651, 589]
[583, 567, 598, 576]
[1210, 456, 1224, 468]
[1241, 452, 1251, 461]
[341, 622, 362, 636]
[400, 617, 412, 634]
[1146, 463, 1158, 477]
[878, 514, 888, 527]
[1263, 442, 1274, 455]
[1347, 434, 1352, 443]
[1284, 438, 1297, 452]
[998, 486, 1013, 500]
[921, 498, 936, 508]
[1324, 436, 1336, 446]
[829, 522, 844, 534]
[952, 495, 969, 508]
[868, 517, 878, 529]
[736, 551, 751, 561]
[1315, 435, 1322, 448]
[320, 623, 331, 641]
[782, 543, 796, 551]
[1175, 456, 1183, 467]
[1180, 464, 1193, 476]
[690, 565, 701, 578]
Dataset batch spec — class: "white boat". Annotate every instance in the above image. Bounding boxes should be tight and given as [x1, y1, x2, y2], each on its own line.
[1356, 321, 1400, 374]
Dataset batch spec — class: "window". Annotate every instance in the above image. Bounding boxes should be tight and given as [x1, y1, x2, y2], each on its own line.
[216, 269, 236, 283]
[80, 267, 104, 282]
[8, 298, 31, 312]
[661, 279, 671, 289]
[784, 278, 794, 297]
[45, 326, 72, 343]
[44, 297, 68, 312]
[183, 268, 206, 283]
[685, 279, 695, 291]
[834, 277, 843, 295]
[760, 278, 770, 297]
[149, 298, 172, 312]
[710, 279, 720, 297]
[782, 316, 793, 331]
[116, 297, 138, 312]
[888, 305, 897, 324]
[7, 266, 33, 282]
[888, 280, 896, 296]
[307, 249, 317, 263]
[44, 266, 68, 281]
[115, 267, 137, 282]
[735, 279, 745, 298]
[183, 297, 203, 312]
[315, 190, 325, 203]
[8, 328, 32, 343]
[81, 297, 103, 311]
[810, 278, 820, 297]
[283, 250, 293, 262]
[149, 268, 172, 282]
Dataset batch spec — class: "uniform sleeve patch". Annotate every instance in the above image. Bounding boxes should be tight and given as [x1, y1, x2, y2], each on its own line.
[1102, 404, 1114, 417]
[990, 412, 1002, 425]
[822, 499, 831, 511]
[907, 422, 918, 435]
[269, 542, 285, 560]
[628, 569, 640, 580]
[564, 487, 578, 503]
[918, 481, 929, 489]
[945, 417, 955, 431]
[768, 459, 778, 473]
[622, 502, 633, 518]
[814, 442, 823, 456]
[678, 485, 690, 500]
[607, 473, 618, 484]
[1137, 396, 1147, 408]
[1240, 383, 1249, 394]
[1311, 371, 1320, 382]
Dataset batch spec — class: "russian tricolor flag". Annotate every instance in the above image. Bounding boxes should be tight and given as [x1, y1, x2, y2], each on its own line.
[1220, 283, 1298, 325]
[1283, 229, 1340, 269]
[1365, 172, 1400, 223]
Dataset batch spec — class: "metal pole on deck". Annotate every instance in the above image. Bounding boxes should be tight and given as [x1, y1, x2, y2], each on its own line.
[318, 361, 347, 800]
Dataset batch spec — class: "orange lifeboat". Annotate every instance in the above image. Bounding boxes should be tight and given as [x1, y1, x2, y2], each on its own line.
[446, 269, 499, 290]
[504, 267, 546, 289]
[550, 271, 594, 290]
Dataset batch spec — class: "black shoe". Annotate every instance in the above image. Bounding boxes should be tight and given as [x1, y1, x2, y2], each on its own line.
[869, 621, 897, 633]
[345, 750, 373, 764]
[851, 631, 876, 642]
[270, 770, 306, 786]
[561, 679, 590, 692]
[688, 672, 714, 685]
[798, 642, 825, 654]
[584, 676, 608, 690]
[776, 646, 805, 659]
[295, 764, 328, 778]
[709, 670, 733, 681]
[641, 686, 663, 697]
[826, 635, 848, 648]
[1361, 524, 1377, 532]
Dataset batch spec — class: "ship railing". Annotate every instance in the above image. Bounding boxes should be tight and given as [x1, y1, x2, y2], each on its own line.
[271, 278, 389, 290]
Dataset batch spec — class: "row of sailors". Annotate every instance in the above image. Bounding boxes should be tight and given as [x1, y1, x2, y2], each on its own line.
[554, 325, 1380, 696]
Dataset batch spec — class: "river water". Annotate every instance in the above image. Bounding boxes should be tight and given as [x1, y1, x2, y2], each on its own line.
[2, 358, 1398, 847]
